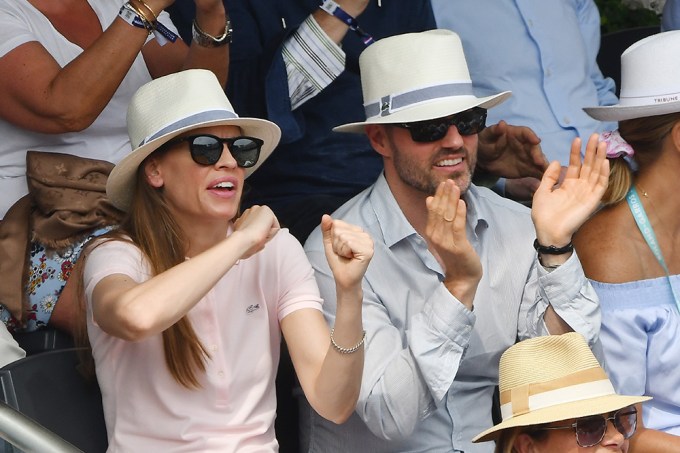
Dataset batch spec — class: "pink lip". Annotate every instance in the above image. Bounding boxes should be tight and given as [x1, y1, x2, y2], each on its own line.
[206, 176, 240, 198]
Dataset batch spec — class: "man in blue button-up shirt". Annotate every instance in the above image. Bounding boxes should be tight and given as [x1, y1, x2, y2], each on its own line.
[432, 0, 617, 202]
[302, 29, 607, 453]
[432, 0, 618, 167]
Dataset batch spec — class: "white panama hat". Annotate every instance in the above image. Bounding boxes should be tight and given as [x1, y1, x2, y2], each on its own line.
[473, 333, 650, 443]
[584, 30, 680, 122]
[107, 69, 281, 211]
[334, 29, 511, 134]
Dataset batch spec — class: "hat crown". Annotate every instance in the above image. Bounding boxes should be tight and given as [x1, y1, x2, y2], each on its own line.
[473, 333, 651, 443]
[108, 69, 280, 211]
[619, 30, 680, 102]
[126, 69, 237, 149]
[334, 30, 511, 132]
[358, 29, 472, 106]
[499, 333, 601, 394]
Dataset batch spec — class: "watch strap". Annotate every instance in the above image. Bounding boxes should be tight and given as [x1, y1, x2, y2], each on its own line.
[192, 19, 233, 47]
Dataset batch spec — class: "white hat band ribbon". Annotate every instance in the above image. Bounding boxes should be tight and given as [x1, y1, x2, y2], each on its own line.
[140, 109, 239, 146]
[364, 81, 474, 119]
[500, 379, 615, 421]
[619, 90, 680, 107]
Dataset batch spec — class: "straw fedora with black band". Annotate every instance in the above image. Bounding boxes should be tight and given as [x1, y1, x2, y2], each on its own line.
[584, 30, 680, 122]
[473, 332, 650, 443]
[106, 69, 281, 211]
[334, 29, 512, 134]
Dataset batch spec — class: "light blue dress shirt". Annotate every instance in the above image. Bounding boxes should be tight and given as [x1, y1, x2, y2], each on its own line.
[301, 174, 601, 453]
[431, 0, 617, 165]
[592, 276, 680, 435]
[662, 0, 680, 31]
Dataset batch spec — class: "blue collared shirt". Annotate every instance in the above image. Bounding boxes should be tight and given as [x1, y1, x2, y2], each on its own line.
[431, 0, 617, 165]
[302, 174, 601, 453]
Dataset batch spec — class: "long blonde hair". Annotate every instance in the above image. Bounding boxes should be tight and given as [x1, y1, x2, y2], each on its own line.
[603, 112, 680, 205]
[78, 164, 210, 389]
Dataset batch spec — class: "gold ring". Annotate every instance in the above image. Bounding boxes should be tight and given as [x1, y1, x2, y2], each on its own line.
[443, 216, 455, 222]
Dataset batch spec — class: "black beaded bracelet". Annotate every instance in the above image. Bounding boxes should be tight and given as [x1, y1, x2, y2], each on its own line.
[533, 239, 573, 255]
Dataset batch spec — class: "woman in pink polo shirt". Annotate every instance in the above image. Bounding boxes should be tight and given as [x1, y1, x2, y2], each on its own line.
[80, 69, 373, 452]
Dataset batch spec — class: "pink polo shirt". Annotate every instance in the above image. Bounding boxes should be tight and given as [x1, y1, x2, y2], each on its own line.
[83, 230, 323, 452]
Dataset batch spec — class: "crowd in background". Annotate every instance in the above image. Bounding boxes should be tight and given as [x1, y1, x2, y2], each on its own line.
[0, 1, 679, 452]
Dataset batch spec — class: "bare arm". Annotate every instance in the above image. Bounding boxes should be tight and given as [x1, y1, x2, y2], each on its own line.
[91, 206, 279, 341]
[283, 215, 373, 423]
[0, 0, 227, 134]
[310, 0, 370, 44]
[0, 18, 151, 133]
[629, 404, 680, 452]
[143, 0, 229, 83]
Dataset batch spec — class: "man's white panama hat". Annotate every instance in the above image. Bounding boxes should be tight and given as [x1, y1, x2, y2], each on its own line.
[473, 333, 650, 443]
[107, 69, 281, 211]
[584, 30, 680, 122]
[334, 29, 511, 134]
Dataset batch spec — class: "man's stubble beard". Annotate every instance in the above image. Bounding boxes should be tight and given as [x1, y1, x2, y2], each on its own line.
[390, 143, 476, 196]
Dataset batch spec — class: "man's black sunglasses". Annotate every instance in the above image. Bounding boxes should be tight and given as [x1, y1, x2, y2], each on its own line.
[161, 134, 263, 168]
[394, 107, 487, 142]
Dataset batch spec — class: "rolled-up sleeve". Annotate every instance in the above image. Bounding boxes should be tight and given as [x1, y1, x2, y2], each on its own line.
[519, 251, 601, 347]
[282, 15, 345, 110]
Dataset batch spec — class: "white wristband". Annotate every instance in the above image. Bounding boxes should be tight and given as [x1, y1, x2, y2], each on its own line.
[118, 2, 178, 46]
[118, 4, 149, 32]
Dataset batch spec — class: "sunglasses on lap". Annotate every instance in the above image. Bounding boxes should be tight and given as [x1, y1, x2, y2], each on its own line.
[161, 134, 263, 168]
[393, 107, 487, 143]
[537, 406, 638, 447]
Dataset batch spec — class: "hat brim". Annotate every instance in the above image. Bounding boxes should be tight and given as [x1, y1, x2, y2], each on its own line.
[107, 117, 281, 211]
[584, 100, 680, 122]
[333, 91, 511, 134]
[473, 394, 651, 443]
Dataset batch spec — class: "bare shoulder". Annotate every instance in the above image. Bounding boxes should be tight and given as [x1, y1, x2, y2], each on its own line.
[574, 204, 646, 283]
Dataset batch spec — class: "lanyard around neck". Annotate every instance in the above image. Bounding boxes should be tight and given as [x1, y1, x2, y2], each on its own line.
[626, 187, 680, 313]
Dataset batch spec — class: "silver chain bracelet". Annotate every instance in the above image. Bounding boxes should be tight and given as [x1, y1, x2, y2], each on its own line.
[330, 328, 366, 354]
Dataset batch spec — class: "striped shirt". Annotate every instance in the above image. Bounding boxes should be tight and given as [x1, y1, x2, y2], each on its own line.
[282, 15, 345, 110]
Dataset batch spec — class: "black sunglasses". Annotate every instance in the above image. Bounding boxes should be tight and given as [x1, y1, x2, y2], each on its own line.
[538, 406, 637, 447]
[162, 134, 263, 168]
[394, 107, 487, 143]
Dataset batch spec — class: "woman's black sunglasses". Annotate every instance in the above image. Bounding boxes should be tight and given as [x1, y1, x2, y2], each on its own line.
[538, 406, 638, 447]
[394, 107, 487, 143]
[161, 134, 263, 168]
